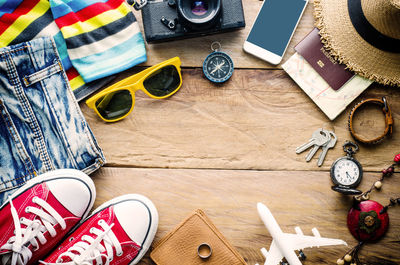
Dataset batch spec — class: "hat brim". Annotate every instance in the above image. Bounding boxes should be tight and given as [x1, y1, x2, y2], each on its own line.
[314, 0, 400, 87]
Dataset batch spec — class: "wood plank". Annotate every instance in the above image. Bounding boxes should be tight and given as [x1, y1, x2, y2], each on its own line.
[132, 0, 315, 68]
[91, 167, 400, 265]
[82, 68, 400, 171]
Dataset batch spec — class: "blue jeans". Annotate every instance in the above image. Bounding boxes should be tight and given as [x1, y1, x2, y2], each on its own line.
[0, 36, 105, 204]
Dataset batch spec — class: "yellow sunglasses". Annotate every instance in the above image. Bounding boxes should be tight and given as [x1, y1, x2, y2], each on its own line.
[86, 57, 182, 122]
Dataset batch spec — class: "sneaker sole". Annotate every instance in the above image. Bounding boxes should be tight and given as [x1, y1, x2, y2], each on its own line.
[0, 168, 96, 221]
[90, 194, 159, 265]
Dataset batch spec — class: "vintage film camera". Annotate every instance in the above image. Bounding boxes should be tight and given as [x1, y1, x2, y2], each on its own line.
[141, 0, 245, 43]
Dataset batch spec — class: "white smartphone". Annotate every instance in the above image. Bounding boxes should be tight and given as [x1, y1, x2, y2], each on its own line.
[243, 0, 308, 65]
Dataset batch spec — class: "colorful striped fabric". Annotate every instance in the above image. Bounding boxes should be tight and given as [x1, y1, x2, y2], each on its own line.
[0, 0, 146, 97]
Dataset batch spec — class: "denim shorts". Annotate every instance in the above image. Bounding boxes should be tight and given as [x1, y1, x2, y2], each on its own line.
[0, 36, 106, 204]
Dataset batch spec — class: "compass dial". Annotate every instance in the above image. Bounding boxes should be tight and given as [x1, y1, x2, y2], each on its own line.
[203, 52, 234, 83]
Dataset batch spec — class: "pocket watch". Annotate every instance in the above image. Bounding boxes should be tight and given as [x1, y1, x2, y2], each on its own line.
[331, 141, 363, 195]
[203, 42, 234, 83]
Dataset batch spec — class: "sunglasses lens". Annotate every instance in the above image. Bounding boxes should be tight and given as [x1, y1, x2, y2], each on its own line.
[95, 90, 133, 120]
[143, 65, 181, 97]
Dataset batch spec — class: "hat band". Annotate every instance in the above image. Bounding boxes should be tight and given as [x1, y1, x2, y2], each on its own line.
[348, 0, 400, 53]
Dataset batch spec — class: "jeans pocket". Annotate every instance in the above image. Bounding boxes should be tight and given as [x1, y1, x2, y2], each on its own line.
[22, 56, 105, 174]
[0, 99, 37, 194]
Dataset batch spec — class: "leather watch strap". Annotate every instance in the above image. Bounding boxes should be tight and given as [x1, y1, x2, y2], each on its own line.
[348, 97, 394, 144]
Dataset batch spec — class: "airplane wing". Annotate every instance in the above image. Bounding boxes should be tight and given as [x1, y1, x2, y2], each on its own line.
[260, 240, 284, 265]
[282, 228, 347, 251]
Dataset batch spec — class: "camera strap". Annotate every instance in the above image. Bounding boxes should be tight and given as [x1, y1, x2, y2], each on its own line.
[127, 0, 148, 10]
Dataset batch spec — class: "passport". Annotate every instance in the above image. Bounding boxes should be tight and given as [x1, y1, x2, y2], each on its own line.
[282, 52, 372, 120]
[295, 28, 354, 91]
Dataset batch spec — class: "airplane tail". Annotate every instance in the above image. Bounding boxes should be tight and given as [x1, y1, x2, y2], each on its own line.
[255, 248, 268, 265]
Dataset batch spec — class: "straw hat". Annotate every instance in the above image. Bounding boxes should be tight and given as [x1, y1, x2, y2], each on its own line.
[314, 0, 400, 87]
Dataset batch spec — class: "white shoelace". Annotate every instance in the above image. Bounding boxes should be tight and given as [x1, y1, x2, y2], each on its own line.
[0, 196, 66, 265]
[41, 220, 123, 265]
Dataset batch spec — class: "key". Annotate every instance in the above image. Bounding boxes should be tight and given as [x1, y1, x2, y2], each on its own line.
[296, 129, 330, 154]
[317, 131, 337, 167]
[305, 130, 331, 162]
[296, 129, 325, 153]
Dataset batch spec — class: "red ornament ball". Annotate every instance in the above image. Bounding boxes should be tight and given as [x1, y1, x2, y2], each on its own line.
[347, 200, 389, 242]
[394, 154, 400, 163]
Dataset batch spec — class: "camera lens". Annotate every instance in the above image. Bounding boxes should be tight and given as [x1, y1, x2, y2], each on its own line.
[191, 1, 208, 16]
[177, 0, 221, 31]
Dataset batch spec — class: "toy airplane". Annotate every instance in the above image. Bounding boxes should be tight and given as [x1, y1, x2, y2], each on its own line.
[255, 202, 347, 265]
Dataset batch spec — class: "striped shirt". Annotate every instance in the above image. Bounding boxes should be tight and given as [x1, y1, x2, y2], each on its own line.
[0, 0, 146, 98]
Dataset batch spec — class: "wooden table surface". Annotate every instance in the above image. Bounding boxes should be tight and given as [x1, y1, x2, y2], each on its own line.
[80, 0, 400, 264]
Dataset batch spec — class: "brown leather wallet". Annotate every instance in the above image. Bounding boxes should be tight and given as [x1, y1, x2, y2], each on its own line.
[150, 209, 247, 265]
[348, 97, 394, 144]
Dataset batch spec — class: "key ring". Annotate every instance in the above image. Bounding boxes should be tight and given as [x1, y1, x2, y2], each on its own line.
[211, 42, 221, 52]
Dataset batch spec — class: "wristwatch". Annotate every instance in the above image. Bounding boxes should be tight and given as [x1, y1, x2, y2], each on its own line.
[348, 97, 393, 144]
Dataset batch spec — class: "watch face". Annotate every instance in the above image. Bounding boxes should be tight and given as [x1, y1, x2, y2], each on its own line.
[203, 52, 234, 83]
[331, 157, 363, 188]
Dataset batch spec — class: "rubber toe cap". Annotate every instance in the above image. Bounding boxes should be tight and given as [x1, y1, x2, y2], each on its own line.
[114, 196, 158, 245]
[46, 170, 95, 217]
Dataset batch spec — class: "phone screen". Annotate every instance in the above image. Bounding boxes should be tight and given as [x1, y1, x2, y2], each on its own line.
[247, 0, 307, 56]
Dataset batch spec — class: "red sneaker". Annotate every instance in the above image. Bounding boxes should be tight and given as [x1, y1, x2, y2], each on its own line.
[42, 194, 158, 265]
[0, 169, 96, 265]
